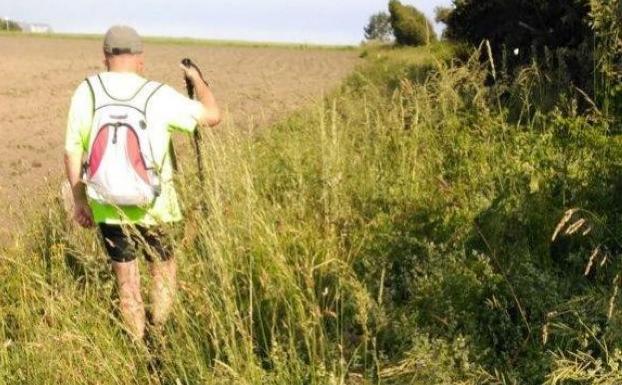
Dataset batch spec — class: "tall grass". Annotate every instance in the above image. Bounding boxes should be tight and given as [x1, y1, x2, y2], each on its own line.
[0, 44, 475, 385]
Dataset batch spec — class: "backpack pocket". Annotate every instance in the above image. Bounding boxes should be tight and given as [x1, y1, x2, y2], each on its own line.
[86, 122, 159, 207]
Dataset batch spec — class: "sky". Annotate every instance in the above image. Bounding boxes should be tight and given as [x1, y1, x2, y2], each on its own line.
[1, 0, 452, 45]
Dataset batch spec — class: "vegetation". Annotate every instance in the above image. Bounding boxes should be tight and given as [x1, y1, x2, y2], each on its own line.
[388, 0, 437, 46]
[1, 19, 22, 32]
[439, 0, 599, 113]
[433, 6, 452, 27]
[1, 3, 622, 384]
[443, 0, 592, 58]
[364, 12, 393, 43]
[591, 0, 622, 130]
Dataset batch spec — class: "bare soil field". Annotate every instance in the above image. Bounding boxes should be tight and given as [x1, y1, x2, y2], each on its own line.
[0, 35, 358, 241]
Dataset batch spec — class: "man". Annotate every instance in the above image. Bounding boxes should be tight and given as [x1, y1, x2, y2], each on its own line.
[64, 25, 220, 340]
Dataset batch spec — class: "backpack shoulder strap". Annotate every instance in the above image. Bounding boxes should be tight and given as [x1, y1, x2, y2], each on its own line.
[88, 74, 159, 112]
[144, 82, 164, 112]
[84, 77, 95, 114]
[128, 81, 164, 115]
[85, 74, 116, 110]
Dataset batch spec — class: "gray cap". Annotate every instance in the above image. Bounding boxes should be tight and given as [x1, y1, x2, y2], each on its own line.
[103, 25, 143, 55]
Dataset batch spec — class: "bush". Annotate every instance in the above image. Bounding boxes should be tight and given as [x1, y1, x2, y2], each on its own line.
[364, 11, 393, 42]
[388, 0, 437, 46]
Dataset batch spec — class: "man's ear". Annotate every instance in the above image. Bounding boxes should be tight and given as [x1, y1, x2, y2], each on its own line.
[136, 54, 145, 74]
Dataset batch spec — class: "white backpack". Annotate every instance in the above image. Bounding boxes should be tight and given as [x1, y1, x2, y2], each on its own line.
[82, 74, 165, 207]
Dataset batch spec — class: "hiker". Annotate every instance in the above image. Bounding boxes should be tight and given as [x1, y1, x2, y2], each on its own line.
[63, 25, 221, 340]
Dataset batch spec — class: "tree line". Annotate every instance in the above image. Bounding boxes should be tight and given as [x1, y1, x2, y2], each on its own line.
[2, 18, 22, 32]
[365, 0, 621, 128]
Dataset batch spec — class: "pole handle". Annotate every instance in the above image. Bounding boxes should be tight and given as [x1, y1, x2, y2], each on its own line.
[180, 58, 207, 185]
[180, 58, 210, 99]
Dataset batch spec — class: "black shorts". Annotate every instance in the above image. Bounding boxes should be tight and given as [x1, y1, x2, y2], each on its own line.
[98, 223, 175, 263]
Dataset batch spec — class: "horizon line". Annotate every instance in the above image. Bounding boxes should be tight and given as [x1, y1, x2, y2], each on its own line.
[0, 30, 360, 49]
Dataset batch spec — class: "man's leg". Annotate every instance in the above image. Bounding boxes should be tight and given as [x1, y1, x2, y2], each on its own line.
[140, 227, 177, 328]
[148, 258, 177, 327]
[100, 223, 147, 341]
[112, 260, 146, 340]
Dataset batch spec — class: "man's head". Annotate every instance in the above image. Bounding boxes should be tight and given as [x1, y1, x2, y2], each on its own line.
[103, 25, 144, 74]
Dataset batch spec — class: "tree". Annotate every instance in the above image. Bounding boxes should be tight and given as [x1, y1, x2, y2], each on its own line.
[591, 0, 622, 127]
[445, 0, 591, 48]
[443, 0, 591, 70]
[434, 6, 453, 40]
[388, 0, 437, 46]
[2, 18, 22, 32]
[434, 6, 452, 25]
[364, 11, 393, 42]
[443, 0, 594, 101]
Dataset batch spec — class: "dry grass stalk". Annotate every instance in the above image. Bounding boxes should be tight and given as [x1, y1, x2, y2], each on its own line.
[584, 247, 601, 276]
[552, 208, 579, 241]
[484, 40, 497, 81]
[542, 322, 549, 345]
[565, 218, 587, 235]
[608, 273, 621, 320]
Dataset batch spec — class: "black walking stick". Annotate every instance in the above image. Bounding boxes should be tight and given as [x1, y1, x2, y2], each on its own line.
[180, 58, 208, 185]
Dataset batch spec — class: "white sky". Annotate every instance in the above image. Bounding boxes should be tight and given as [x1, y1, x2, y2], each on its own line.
[1, 0, 452, 44]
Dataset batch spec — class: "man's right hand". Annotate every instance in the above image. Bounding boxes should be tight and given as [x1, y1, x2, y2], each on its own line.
[179, 62, 204, 86]
[73, 200, 94, 228]
[178, 59, 221, 127]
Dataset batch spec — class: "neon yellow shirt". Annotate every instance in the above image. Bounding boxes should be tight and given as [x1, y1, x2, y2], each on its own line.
[65, 72, 204, 226]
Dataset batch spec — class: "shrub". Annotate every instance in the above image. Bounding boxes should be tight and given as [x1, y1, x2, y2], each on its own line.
[388, 0, 437, 46]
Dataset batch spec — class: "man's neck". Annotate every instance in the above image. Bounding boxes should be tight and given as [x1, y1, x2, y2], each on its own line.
[107, 67, 138, 74]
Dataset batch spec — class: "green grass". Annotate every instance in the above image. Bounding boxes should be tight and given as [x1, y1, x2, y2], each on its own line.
[2, 40, 622, 385]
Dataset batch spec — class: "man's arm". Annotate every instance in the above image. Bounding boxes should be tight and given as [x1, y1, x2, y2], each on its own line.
[180, 65, 221, 127]
[64, 81, 94, 228]
[64, 151, 94, 228]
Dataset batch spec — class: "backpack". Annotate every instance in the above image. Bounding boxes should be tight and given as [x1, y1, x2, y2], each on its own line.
[82, 74, 165, 207]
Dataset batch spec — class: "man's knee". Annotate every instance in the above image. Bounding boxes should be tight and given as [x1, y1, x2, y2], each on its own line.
[149, 259, 176, 326]
[112, 260, 142, 303]
[149, 307, 168, 327]
[140, 227, 175, 263]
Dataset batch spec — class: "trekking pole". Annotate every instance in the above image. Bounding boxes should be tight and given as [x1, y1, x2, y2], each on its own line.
[180, 58, 207, 186]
